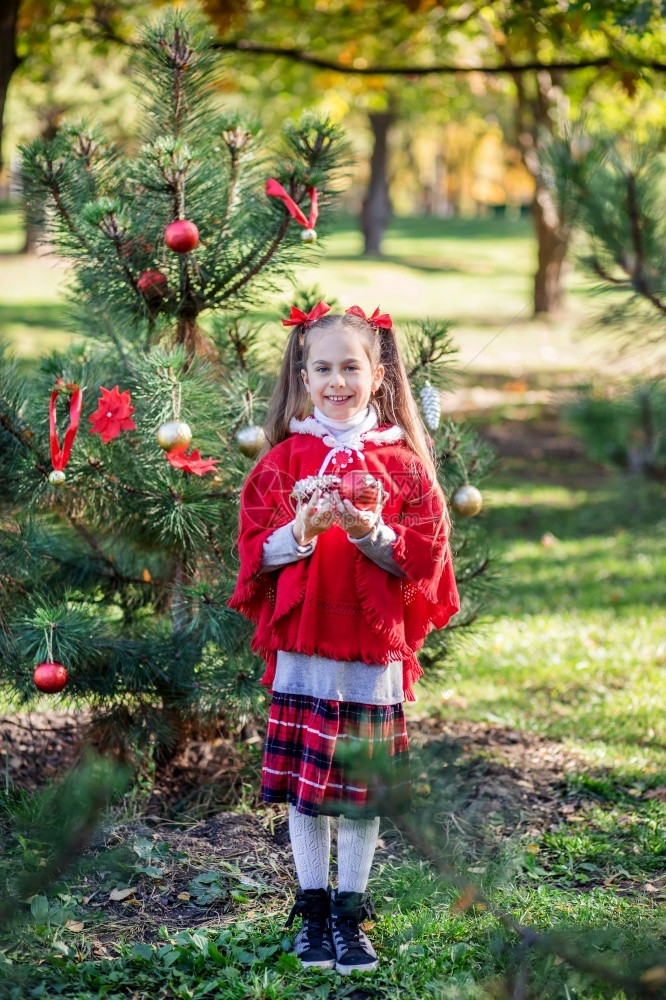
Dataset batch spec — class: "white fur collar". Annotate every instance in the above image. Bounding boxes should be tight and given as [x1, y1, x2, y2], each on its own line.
[289, 413, 405, 444]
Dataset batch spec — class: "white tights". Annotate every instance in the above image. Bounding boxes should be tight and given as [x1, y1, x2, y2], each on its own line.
[288, 803, 380, 893]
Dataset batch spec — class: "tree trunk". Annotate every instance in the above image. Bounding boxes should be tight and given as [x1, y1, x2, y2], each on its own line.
[513, 69, 572, 316]
[361, 110, 395, 257]
[532, 193, 568, 315]
[0, 0, 21, 178]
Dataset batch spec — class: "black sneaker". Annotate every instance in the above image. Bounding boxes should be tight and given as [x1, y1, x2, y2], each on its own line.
[285, 887, 336, 970]
[329, 889, 379, 975]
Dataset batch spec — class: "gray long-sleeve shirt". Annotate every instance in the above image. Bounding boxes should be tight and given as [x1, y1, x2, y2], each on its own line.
[260, 518, 405, 705]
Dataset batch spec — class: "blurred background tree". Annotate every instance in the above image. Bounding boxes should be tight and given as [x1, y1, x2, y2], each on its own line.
[4, 1, 666, 312]
[212, 0, 666, 314]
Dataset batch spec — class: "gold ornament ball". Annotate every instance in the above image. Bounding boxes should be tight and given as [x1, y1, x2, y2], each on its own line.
[235, 425, 266, 457]
[301, 228, 317, 244]
[48, 470, 67, 487]
[156, 419, 192, 452]
[451, 484, 483, 518]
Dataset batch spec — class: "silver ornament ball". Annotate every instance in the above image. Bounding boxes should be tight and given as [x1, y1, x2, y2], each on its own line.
[236, 425, 266, 457]
[301, 228, 317, 244]
[451, 484, 483, 518]
[48, 470, 67, 487]
[157, 419, 192, 452]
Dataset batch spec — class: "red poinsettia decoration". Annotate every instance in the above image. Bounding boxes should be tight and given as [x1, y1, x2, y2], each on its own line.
[88, 385, 137, 443]
[166, 446, 219, 476]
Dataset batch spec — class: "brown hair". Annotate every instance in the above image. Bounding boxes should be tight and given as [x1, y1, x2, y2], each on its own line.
[258, 312, 451, 539]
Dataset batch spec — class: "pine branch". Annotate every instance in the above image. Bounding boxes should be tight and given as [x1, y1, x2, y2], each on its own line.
[216, 126, 253, 250]
[589, 260, 629, 287]
[0, 407, 46, 462]
[42, 162, 93, 254]
[625, 171, 666, 317]
[61, 512, 123, 580]
[455, 557, 490, 584]
[407, 324, 456, 380]
[218, 217, 291, 302]
[205, 526, 231, 571]
[97, 213, 141, 296]
[158, 26, 195, 137]
[222, 317, 251, 371]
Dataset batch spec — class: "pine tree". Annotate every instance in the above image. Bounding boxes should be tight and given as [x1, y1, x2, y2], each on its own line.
[546, 131, 666, 361]
[0, 6, 493, 761]
[545, 131, 666, 476]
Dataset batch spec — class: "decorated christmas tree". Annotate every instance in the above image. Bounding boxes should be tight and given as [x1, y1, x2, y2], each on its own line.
[0, 7, 493, 761]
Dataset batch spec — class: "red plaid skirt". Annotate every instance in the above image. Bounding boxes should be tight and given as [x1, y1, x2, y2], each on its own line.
[261, 692, 411, 817]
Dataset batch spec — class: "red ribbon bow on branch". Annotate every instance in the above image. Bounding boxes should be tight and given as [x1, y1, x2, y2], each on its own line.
[345, 305, 393, 330]
[282, 301, 331, 328]
[266, 178, 319, 231]
[49, 379, 82, 472]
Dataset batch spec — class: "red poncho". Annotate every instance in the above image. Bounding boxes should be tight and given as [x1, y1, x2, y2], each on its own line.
[227, 416, 460, 701]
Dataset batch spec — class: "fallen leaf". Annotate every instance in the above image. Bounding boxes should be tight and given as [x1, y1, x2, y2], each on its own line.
[65, 920, 84, 932]
[109, 887, 137, 901]
[176, 893, 190, 901]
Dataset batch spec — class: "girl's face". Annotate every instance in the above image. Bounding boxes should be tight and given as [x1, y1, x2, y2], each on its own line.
[301, 325, 384, 420]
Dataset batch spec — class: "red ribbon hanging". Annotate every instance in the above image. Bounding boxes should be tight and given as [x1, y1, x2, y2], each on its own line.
[266, 178, 319, 230]
[345, 305, 393, 330]
[282, 301, 331, 328]
[49, 379, 83, 471]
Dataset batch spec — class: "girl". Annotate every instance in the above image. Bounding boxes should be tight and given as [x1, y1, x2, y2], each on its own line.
[228, 303, 459, 975]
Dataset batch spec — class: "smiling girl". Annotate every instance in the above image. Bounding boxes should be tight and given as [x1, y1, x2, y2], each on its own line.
[228, 303, 459, 975]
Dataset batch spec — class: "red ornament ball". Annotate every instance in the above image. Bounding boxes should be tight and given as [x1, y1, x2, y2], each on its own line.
[164, 219, 199, 253]
[137, 269, 168, 299]
[339, 471, 382, 510]
[33, 661, 68, 694]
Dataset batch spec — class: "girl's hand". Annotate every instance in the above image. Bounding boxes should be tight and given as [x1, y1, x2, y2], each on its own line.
[331, 489, 380, 540]
[292, 487, 335, 546]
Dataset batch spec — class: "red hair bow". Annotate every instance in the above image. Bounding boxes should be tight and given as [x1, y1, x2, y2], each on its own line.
[266, 178, 319, 230]
[345, 305, 393, 330]
[282, 301, 331, 328]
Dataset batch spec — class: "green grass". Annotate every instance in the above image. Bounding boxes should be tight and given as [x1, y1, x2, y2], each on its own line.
[0, 209, 71, 359]
[416, 469, 666, 767]
[0, 205, 613, 376]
